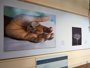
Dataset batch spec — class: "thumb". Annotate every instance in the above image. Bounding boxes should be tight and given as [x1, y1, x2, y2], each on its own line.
[26, 15, 50, 22]
[38, 16, 50, 22]
[13, 14, 50, 26]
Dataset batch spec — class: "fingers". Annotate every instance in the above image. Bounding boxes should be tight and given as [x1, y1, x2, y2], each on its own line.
[24, 33, 45, 43]
[38, 33, 54, 41]
[36, 24, 53, 33]
[38, 33, 50, 40]
[43, 33, 54, 40]
[48, 33, 54, 40]
[30, 37, 45, 43]
[24, 33, 37, 41]
[35, 25, 43, 35]
[43, 26, 53, 33]
[24, 33, 54, 43]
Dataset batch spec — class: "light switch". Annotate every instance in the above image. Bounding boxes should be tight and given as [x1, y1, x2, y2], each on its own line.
[61, 40, 65, 45]
[85, 40, 87, 44]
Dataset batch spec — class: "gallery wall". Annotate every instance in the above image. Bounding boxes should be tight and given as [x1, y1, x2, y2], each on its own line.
[0, 0, 90, 59]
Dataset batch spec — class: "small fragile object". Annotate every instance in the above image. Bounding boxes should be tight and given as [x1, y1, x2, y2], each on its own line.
[27, 22, 37, 33]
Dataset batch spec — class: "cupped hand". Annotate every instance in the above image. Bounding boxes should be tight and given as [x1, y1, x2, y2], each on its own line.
[5, 14, 54, 43]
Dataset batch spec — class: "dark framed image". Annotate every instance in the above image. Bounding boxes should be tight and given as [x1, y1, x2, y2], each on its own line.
[72, 27, 82, 46]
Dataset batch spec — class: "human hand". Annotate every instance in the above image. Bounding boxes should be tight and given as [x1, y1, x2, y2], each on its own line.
[5, 14, 54, 43]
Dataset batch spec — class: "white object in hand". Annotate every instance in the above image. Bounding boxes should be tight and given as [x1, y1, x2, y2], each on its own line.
[27, 22, 37, 33]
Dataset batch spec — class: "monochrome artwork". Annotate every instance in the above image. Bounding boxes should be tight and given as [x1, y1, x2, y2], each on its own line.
[72, 27, 82, 46]
[4, 6, 56, 51]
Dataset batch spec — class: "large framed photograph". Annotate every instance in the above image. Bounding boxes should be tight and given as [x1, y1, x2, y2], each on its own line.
[4, 6, 56, 51]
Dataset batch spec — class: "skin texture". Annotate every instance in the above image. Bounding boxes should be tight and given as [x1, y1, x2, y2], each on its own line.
[5, 14, 54, 43]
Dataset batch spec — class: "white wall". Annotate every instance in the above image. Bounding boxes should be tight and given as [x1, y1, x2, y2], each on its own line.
[0, 0, 90, 59]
